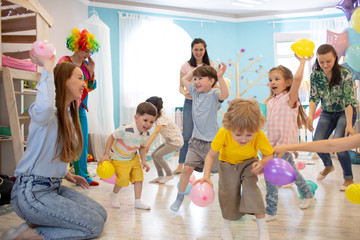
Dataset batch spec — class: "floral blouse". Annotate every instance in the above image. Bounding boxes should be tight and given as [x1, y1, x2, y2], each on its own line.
[310, 68, 357, 112]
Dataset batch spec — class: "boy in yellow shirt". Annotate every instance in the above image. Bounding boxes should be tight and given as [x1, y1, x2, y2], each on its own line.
[196, 98, 273, 240]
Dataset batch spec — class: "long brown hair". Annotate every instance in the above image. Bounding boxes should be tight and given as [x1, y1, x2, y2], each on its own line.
[312, 44, 344, 89]
[265, 65, 308, 128]
[189, 38, 210, 67]
[54, 62, 83, 163]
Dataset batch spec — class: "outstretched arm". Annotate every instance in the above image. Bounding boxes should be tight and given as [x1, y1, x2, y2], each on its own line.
[274, 134, 360, 158]
[217, 62, 229, 101]
[288, 54, 309, 108]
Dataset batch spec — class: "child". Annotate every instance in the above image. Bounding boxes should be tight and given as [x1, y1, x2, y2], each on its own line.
[170, 63, 229, 211]
[145, 96, 184, 184]
[100, 102, 157, 210]
[264, 55, 313, 221]
[1, 51, 107, 240]
[196, 98, 273, 240]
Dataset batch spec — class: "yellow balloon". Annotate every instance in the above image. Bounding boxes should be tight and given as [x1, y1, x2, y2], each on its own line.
[345, 183, 360, 204]
[351, 8, 360, 34]
[291, 39, 315, 58]
[97, 161, 115, 179]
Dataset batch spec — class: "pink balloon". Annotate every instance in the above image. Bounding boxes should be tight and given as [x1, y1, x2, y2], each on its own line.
[190, 182, 215, 207]
[32, 40, 56, 59]
[326, 30, 350, 58]
[101, 173, 116, 184]
[295, 161, 306, 170]
[189, 174, 196, 184]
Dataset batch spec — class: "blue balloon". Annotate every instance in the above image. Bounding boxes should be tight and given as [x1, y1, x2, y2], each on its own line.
[298, 180, 318, 199]
[341, 62, 360, 80]
[345, 43, 360, 72]
[177, 182, 192, 195]
[347, 27, 360, 45]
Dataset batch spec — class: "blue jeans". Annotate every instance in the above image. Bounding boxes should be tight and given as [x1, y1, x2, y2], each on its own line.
[313, 110, 357, 180]
[265, 152, 313, 216]
[178, 99, 193, 164]
[11, 175, 107, 240]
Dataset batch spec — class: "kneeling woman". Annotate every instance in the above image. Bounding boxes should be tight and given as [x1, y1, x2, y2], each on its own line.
[1, 50, 107, 240]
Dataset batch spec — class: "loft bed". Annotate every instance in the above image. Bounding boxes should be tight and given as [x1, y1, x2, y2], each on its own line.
[0, 0, 53, 175]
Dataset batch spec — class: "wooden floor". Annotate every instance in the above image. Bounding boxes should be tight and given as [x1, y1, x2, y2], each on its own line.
[1, 154, 360, 240]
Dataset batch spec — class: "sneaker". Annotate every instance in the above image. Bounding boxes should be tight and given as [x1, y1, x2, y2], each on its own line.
[1, 222, 29, 240]
[149, 177, 163, 183]
[109, 193, 120, 208]
[173, 169, 182, 175]
[299, 197, 313, 209]
[135, 200, 151, 210]
[252, 214, 277, 222]
[158, 175, 174, 184]
[316, 166, 335, 180]
[339, 179, 354, 191]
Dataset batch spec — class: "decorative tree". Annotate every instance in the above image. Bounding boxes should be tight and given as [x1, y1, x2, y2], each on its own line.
[214, 49, 269, 117]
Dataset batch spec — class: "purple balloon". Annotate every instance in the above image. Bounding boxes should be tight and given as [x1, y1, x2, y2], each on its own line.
[264, 158, 296, 186]
[336, 0, 360, 21]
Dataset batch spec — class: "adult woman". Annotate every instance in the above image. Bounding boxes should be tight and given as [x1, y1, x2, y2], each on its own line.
[308, 44, 357, 191]
[58, 28, 100, 185]
[1, 51, 107, 239]
[173, 38, 214, 174]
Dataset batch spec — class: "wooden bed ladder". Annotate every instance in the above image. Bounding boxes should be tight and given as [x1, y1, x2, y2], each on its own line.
[1, 67, 41, 164]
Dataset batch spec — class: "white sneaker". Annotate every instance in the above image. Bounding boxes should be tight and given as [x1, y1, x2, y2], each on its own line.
[299, 197, 313, 210]
[109, 193, 120, 208]
[252, 214, 277, 222]
[149, 177, 163, 183]
[158, 175, 174, 184]
[135, 200, 151, 210]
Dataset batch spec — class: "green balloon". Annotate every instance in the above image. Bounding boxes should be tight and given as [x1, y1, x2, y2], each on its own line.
[298, 180, 318, 199]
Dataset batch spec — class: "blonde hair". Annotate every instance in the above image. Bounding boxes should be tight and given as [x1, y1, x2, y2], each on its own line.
[265, 65, 307, 128]
[222, 98, 265, 133]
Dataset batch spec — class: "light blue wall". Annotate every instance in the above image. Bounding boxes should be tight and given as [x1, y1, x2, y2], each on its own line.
[90, 6, 342, 127]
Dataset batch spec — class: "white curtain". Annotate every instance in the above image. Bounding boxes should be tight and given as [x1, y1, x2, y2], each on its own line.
[79, 14, 114, 160]
[119, 12, 192, 127]
[310, 16, 349, 52]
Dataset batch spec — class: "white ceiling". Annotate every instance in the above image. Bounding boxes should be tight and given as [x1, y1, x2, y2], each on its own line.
[88, 0, 343, 20]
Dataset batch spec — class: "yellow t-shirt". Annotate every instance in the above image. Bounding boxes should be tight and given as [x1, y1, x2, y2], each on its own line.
[211, 127, 274, 165]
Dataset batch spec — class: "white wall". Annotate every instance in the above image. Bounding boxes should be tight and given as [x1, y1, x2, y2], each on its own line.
[38, 0, 89, 62]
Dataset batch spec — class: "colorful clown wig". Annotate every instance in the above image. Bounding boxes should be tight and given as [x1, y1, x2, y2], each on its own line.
[66, 28, 100, 53]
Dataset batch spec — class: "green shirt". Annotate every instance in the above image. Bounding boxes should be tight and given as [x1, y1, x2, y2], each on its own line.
[310, 68, 357, 112]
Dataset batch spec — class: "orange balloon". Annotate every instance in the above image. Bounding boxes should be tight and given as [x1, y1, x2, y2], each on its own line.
[291, 39, 315, 58]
